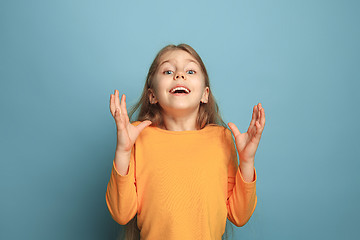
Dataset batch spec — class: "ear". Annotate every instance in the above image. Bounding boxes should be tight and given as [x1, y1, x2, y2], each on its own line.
[148, 88, 158, 104]
[200, 87, 209, 103]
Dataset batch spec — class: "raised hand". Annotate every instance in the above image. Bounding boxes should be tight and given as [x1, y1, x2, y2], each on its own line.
[228, 103, 266, 164]
[110, 89, 152, 154]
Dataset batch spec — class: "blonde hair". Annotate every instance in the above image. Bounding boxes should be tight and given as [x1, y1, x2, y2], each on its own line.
[128, 43, 228, 130]
[123, 43, 233, 240]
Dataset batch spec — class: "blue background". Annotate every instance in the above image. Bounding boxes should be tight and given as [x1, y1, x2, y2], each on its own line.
[1, 0, 359, 239]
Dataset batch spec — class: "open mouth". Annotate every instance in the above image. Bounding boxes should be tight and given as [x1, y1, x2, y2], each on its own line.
[169, 86, 191, 95]
[171, 90, 189, 95]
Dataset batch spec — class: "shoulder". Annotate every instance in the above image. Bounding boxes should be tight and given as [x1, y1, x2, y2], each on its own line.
[204, 124, 233, 140]
[206, 123, 231, 133]
[206, 124, 237, 164]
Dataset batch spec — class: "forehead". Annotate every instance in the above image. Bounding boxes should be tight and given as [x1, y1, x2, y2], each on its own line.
[158, 50, 199, 67]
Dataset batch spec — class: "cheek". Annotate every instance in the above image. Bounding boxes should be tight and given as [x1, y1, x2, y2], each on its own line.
[195, 74, 206, 87]
[153, 79, 165, 94]
[151, 76, 162, 94]
[152, 81, 169, 99]
[196, 78, 207, 90]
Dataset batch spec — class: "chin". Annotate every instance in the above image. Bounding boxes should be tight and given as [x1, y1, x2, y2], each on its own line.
[167, 104, 200, 112]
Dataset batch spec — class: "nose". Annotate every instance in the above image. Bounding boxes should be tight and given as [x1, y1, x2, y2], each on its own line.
[174, 72, 186, 80]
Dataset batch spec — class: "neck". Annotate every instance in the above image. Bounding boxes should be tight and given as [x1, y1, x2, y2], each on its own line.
[161, 109, 199, 131]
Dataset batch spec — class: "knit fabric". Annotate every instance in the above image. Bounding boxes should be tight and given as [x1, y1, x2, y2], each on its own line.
[106, 121, 257, 240]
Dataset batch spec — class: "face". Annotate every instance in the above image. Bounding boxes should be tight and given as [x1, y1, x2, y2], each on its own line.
[149, 50, 209, 115]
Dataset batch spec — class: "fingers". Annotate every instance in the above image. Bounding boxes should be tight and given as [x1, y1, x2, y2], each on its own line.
[120, 93, 129, 122]
[110, 93, 115, 116]
[111, 90, 127, 130]
[137, 120, 152, 133]
[227, 122, 241, 138]
[110, 90, 129, 118]
[258, 103, 265, 127]
[245, 103, 265, 139]
[256, 103, 265, 128]
[110, 89, 121, 116]
[247, 105, 257, 133]
[111, 90, 134, 132]
[115, 89, 121, 112]
[255, 103, 265, 139]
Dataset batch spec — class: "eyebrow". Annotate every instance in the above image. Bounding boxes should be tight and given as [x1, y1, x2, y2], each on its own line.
[159, 59, 199, 68]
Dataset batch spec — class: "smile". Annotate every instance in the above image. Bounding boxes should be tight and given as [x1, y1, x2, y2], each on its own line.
[170, 92, 190, 96]
[169, 86, 191, 95]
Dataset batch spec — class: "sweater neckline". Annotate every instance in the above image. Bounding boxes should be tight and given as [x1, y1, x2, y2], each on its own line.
[149, 124, 216, 135]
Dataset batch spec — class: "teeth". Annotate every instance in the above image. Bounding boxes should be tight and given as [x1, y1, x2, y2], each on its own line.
[171, 87, 190, 93]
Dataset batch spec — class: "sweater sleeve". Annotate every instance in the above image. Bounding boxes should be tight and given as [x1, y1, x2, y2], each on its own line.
[105, 145, 137, 225]
[226, 133, 257, 227]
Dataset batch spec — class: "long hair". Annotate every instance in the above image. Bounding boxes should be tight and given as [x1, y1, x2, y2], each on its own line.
[123, 43, 234, 240]
[128, 43, 228, 130]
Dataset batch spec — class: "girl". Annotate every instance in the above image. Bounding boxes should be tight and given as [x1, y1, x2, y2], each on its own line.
[106, 44, 265, 240]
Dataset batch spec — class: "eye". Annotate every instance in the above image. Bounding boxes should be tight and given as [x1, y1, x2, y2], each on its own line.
[187, 70, 196, 74]
[164, 70, 173, 75]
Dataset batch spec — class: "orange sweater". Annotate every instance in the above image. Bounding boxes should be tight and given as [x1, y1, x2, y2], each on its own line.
[106, 121, 257, 240]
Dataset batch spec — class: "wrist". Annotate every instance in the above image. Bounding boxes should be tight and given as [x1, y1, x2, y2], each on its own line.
[239, 162, 254, 171]
[239, 160, 255, 183]
[239, 159, 254, 172]
[115, 148, 131, 156]
[239, 157, 254, 165]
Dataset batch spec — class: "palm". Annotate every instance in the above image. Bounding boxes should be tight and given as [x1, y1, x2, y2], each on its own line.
[228, 103, 266, 163]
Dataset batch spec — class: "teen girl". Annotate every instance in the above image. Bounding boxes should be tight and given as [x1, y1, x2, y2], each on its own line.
[106, 44, 265, 240]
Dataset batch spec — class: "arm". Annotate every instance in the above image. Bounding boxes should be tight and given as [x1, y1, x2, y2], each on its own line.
[105, 147, 137, 225]
[227, 103, 265, 226]
[106, 90, 151, 224]
[226, 139, 257, 227]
